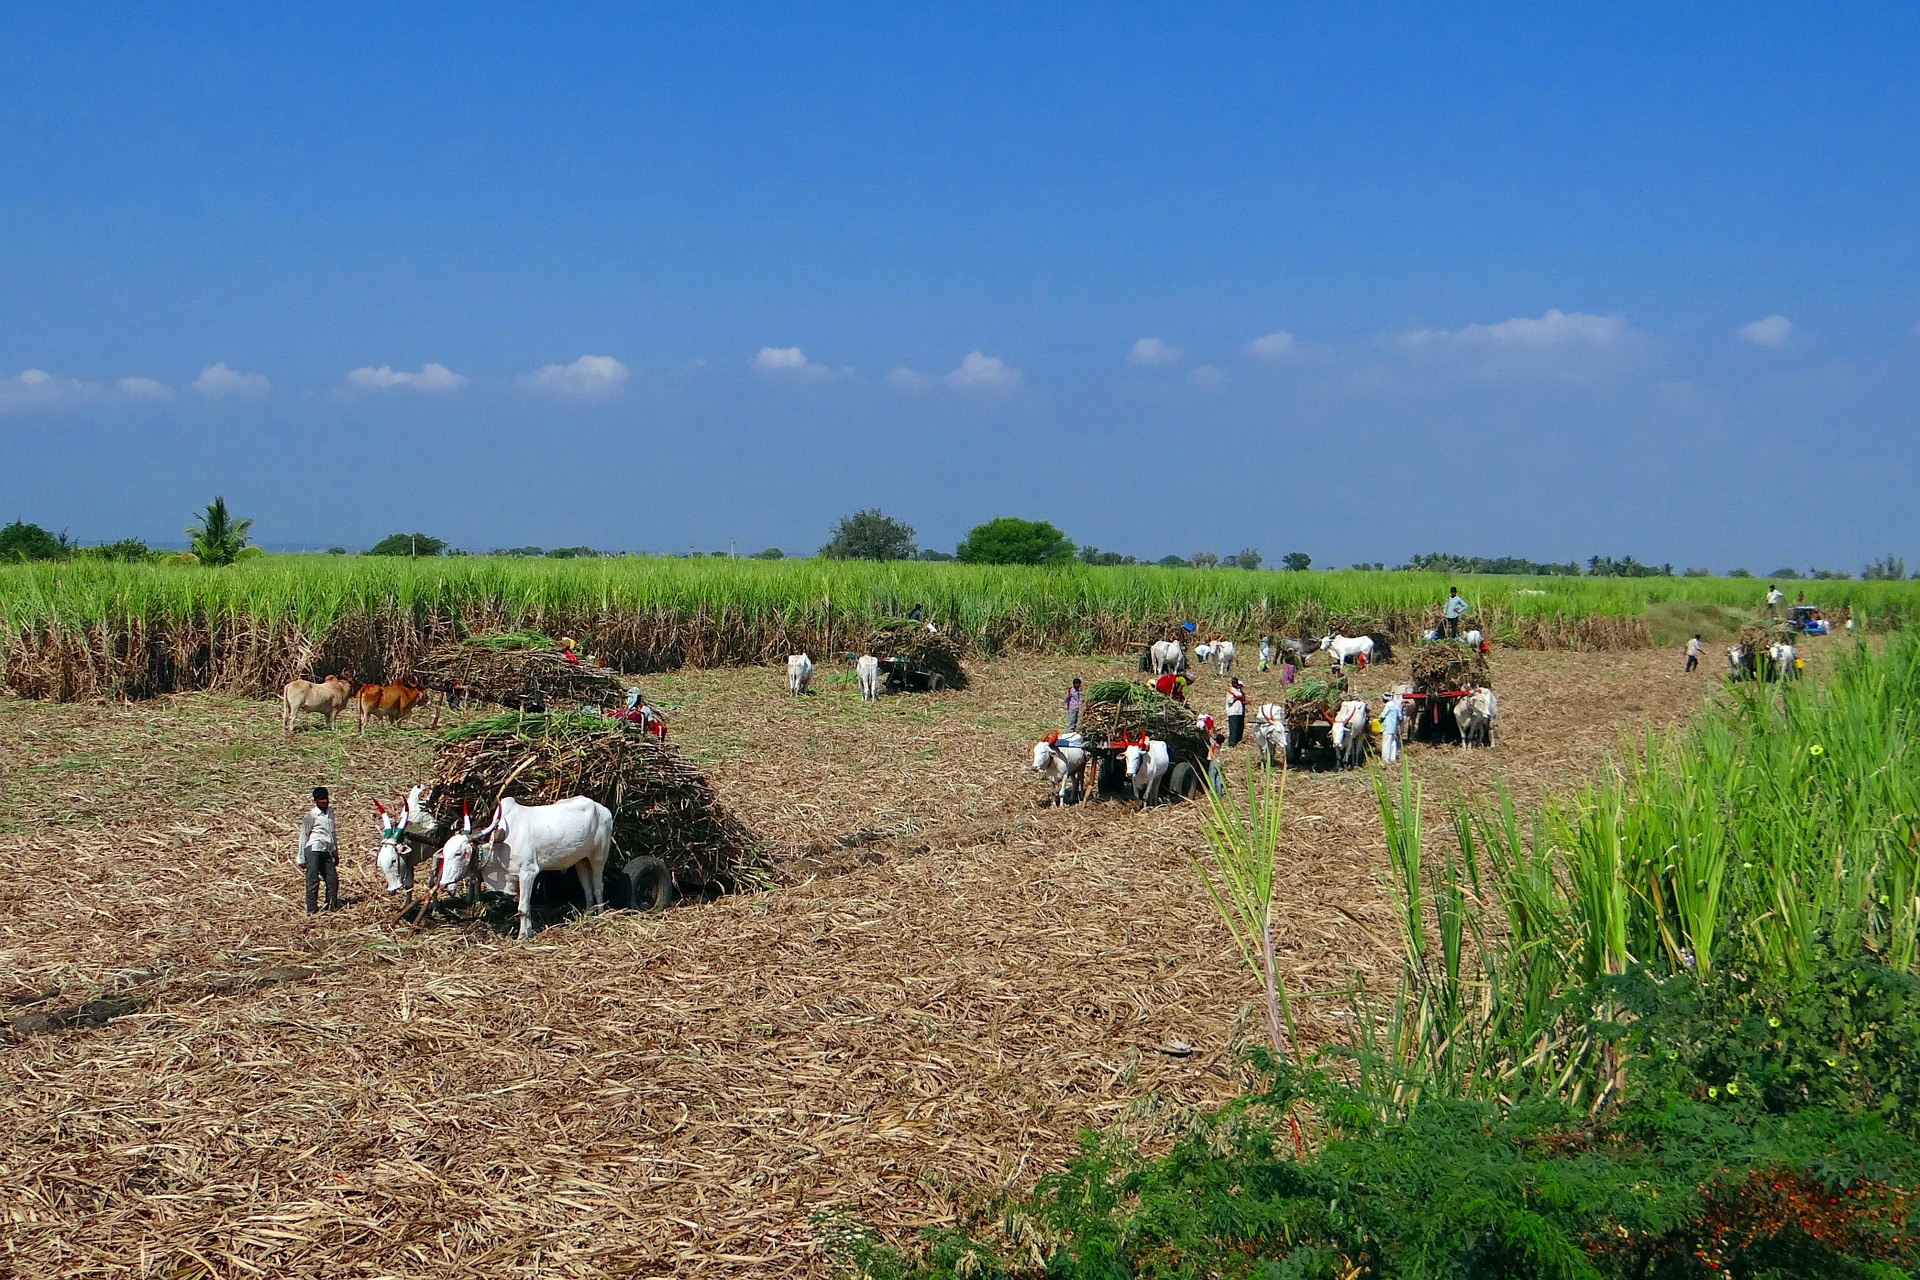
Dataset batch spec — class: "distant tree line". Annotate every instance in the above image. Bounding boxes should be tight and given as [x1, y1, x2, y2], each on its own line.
[3, 503, 1913, 581]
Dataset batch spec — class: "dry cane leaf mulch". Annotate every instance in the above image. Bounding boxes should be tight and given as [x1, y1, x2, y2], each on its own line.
[0, 647, 1732, 1277]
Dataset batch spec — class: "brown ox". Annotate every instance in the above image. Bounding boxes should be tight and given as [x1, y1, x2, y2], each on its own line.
[282, 674, 354, 734]
[356, 678, 438, 734]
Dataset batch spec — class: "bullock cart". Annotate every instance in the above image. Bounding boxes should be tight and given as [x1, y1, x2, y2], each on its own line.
[414, 632, 628, 712]
[424, 712, 767, 921]
[1077, 681, 1208, 801]
[866, 620, 968, 693]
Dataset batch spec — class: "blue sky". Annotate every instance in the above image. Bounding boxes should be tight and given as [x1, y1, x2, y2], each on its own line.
[2, 4, 1916, 570]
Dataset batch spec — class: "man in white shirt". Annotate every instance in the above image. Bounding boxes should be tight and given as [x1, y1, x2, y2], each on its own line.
[1685, 635, 1702, 674]
[1765, 585, 1783, 616]
[298, 787, 339, 914]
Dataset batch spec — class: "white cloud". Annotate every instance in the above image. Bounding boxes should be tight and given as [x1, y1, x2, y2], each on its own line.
[1128, 337, 1184, 368]
[1738, 315, 1793, 349]
[886, 366, 931, 394]
[1389, 309, 1649, 387]
[1246, 330, 1297, 361]
[192, 362, 271, 398]
[1190, 364, 1225, 390]
[346, 362, 468, 392]
[519, 354, 629, 399]
[752, 346, 843, 382]
[944, 351, 1023, 396]
[117, 376, 175, 401]
[0, 368, 93, 412]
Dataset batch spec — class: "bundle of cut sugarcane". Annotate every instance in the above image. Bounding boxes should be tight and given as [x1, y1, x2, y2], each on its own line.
[414, 633, 628, 709]
[865, 619, 969, 690]
[426, 712, 767, 893]
[1079, 681, 1209, 766]
[1408, 641, 1491, 694]
[1280, 676, 1344, 731]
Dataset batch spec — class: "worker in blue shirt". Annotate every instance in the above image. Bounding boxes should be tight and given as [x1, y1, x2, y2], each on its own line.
[1442, 587, 1469, 639]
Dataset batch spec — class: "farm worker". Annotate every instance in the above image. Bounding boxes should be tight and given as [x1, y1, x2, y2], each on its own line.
[1380, 695, 1404, 765]
[1154, 672, 1190, 701]
[1765, 586, 1783, 615]
[1442, 587, 1469, 639]
[1225, 678, 1247, 747]
[1685, 635, 1702, 674]
[1280, 655, 1298, 686]
[1064, 678, 1083, 732]
[1797, 591, 1806, 605]
[559, 636, 581, 665]
[1258, 635, 1273, 672]
[1206, 733, 1226, 794]
[297, 787, 339, 915]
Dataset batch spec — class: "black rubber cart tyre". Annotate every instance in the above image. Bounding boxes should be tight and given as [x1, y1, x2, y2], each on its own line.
[621, 857, 676, 912]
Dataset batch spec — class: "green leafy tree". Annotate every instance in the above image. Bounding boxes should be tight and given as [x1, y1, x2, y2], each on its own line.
[750, 547, 785, 560]
[1769, 566, 1803, 580]
[0, 521, 65, 562]
[956, 517, 1074, 565]
[1727, 567, 1754, 578]
[1156, 554, 1188, 568]
[365, 532, 448, 557]
[1229, 547, 1263, 570]
[1863, 554, 1907, 581]
[916, 548, 956, 562]
[83, 538, 153, 562]
[184, 498, 252, 566]
[1190, 550, 1222, 569]
[1281, 551, 1312, 572]
[820, 509, 917, 560]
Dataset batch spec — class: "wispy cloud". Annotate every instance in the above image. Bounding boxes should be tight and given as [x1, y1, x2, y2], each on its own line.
[885, 366, 931, 394]
[346, 362, 468, 392]
[519, 354, 629, 399]
[1738, 315, 1794, 349]
[192, 363, 271, 398]
[1127, 337, 1183, 368]
[117, 376, 175, 401]
[0, 368, 94, 412]
[752, 346, 845, 382]
[1245, 330, 1297, 361]
[1190, 364, 1225, 390]
[944, 351, 1023, 396]
[1390, 309, 1649, 386]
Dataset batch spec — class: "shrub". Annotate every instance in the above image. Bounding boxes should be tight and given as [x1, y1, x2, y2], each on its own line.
[956, 518, 1073, 566]
[0, 521, 64, 562]
[1864, 555, 1908, 581]
[1281, 551, 1312, 572]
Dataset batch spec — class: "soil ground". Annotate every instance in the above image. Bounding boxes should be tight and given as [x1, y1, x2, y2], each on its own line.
[0, 646, 1719, 1277]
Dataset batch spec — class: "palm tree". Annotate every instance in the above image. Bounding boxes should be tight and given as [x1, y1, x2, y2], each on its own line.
[186, 497, 253, 566]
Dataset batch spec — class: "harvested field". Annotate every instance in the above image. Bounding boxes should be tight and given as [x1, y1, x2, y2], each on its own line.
[0, 643, 1751, 1277]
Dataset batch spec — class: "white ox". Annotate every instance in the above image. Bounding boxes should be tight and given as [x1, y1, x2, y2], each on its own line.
[787, 653, 815, 695]
[1212, 640, 1236, 675]
[1319, 634, 1375, 668]
[1150, 640, 1185, 675]
[1031, 736, 1088, 806]
[1462, 629, 1484, 648]
[467, 796, 615, 939]
[373, 785, 442, 897]
[857, 654, 881, 702]
[1122, 739, 1171, 807]
[1453, 687, 1498, 748]
[282, 674, 353, 733]
[1252, 704, 1289, 765]
[1331, 700, 1371, 768]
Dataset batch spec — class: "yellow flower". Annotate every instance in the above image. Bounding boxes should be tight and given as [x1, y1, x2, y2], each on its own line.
[1810, 744, 1825, 757]
[1708, 1086, 1719, 1098]
[1726, 1081, 1740, 1095]
[1768, 1016, 1781, 1028]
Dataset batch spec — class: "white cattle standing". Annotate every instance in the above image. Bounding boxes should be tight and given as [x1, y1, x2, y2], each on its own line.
[1462, 629, 1484, 648]
[1454, 687, 1498, 748]
[787, 653, 815, 695]
[1252, 704, 1290, 765]
[856, 654, 881, 702]
[1031, 736, 1088, 806]
[1122, 738, 1172, 807]
[1213, 640, 1236, 675]
[471, 795, 615, 939]
[1150, 640, 1185, 675]
[1319, 634, 1376, 669]
[1331, 699, 1371, 768]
